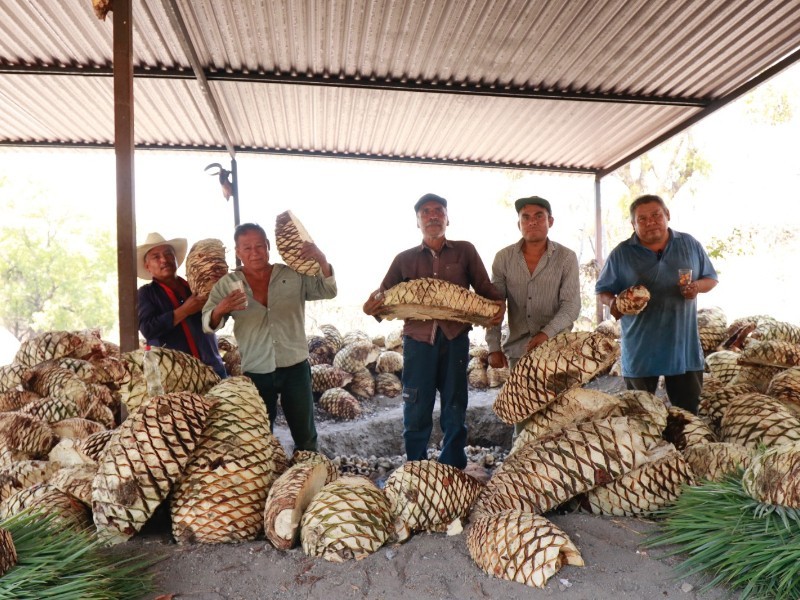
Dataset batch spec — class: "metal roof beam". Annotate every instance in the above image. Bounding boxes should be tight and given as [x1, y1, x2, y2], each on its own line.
[159, 0, 237, 158]
[0, 63, 709, 108]
[0, 139, 596, 174]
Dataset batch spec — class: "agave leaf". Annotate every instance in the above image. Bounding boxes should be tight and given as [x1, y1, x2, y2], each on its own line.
[0, 510, 158, 600]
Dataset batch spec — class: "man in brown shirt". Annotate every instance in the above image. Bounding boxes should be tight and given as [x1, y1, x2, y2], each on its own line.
[363, 193, 504, 468]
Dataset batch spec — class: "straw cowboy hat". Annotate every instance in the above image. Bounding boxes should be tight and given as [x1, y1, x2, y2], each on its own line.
[136, 232, 188, 280]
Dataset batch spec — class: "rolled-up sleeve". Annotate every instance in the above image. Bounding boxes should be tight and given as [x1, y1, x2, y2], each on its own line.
[202, 275, 232, 333]
[303, 265, 337, 301]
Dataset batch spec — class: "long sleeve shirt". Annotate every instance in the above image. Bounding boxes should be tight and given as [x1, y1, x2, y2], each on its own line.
[137, 278, 226, 378]
[378, 239, 502, 344]
[486, 238, 581, 359]
[202, 264, 337, 374]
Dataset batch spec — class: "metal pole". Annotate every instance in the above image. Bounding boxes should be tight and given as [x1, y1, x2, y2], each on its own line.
[113, 0, 138, 352]
[231, 158, 241, 266]
[231, 158, 240, 227]
[594, 174, 605, 324]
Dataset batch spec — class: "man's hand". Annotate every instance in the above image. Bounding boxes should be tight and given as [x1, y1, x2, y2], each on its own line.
[182, 293, 207, 315]
[362, 290, 385, 316]
[609, 297, 623, 320]
[487, 351, 508, 369]
[487, 300, 505, 327]
[525, 332, 549, 352]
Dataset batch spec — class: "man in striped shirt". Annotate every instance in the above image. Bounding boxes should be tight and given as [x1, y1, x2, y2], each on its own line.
[486, 196, 581, 373]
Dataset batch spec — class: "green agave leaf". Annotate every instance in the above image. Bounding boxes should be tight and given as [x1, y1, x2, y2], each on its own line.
[647, 475, 800, 600]
[0, 511, 159, 600]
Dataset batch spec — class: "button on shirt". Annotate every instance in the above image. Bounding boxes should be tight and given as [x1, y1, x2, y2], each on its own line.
[202, 265, 337, 374]
[595, 229, 718, 378]
[486, 239, 581, 359]
[379, 239, 502, 344]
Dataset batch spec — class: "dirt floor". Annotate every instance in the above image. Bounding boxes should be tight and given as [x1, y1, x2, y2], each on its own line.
[125, 378, 732, 600]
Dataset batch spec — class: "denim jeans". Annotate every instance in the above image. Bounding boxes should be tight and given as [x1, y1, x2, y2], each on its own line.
[245, 360, 318, 451]
[402, 329, 469, 469]
[624, 370, 704, 414]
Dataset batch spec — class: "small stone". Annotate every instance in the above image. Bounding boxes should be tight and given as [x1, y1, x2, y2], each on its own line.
[680, 582, 694, 593]
[385, 549, 397, 560]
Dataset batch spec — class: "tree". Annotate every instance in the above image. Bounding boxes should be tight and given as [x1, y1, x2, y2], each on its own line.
[0, 194, 118, 341]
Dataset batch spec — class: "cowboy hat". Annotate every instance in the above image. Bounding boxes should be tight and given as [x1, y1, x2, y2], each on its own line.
[136, 232, 188, 280]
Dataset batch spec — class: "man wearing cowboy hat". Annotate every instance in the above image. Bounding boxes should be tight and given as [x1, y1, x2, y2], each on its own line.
[137, 232, 226, 378]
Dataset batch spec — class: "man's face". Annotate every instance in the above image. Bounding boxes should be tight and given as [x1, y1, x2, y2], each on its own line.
[235, 230, 270, 268]
[632, 201, 670, 246]
[517, 204, 553, 243]
[416, 201, 448, 239]
[144, 244, 178, 281]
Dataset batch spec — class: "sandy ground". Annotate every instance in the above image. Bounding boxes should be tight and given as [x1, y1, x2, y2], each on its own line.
[121, 380, 731, 600]
[131, 513, 727, 600]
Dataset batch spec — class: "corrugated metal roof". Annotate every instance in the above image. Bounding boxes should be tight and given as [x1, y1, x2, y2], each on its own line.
[1, 0, 799, 173]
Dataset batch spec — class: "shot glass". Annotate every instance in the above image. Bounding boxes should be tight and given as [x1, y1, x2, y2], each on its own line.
[232, 280, 248, 308]
[678, 268, 692, 289]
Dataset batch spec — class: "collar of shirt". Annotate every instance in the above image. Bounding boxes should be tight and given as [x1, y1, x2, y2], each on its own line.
[514, 237, 553, 255]
[417, 238, 452, 255]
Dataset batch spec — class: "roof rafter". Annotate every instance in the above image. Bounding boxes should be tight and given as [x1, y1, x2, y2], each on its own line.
[0, 63, 709, 108]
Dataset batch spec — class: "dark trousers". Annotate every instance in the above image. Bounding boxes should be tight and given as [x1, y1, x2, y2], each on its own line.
[245, 361, 318, 452]
[624, 370, 704, 414]
[402, 330, 470, 469]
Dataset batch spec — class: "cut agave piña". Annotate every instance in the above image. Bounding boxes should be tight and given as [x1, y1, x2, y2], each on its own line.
[185, 238, 228, 297]
[0, 482, 91, 530]
[264, 461, 333, 550]
[742, 442, 800, 507]
[383, 460, 483, 542]
[92, 391, 208, 545]
[376, 278, 499, 327]
[512, 388, 621, 454]
[300, 475, 393, 562]
[275, 210, 321, 275]
[171, 377, 287, 544]
[720, 393, 800, 449]
[473, 416, 657, 516]
[0, 527, 16, 576]
[663, 406, 717, 451]
[493, 332, 619, 424]
[573, 442, 694, 516]
[697, 383, 758, 435]
[467, 509, 583, 588]
[682, 442, 752, 482]
[119, 346, 220, 413]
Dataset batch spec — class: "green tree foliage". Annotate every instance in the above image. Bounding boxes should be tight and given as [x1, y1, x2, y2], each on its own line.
[743, 82, 794, 125]
[612, 132, 711, 216]
[0, 193, 117, 340]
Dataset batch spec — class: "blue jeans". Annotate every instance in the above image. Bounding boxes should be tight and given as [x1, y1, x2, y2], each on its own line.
[245, 361, 318, 451]
[402, 330, 469, 469]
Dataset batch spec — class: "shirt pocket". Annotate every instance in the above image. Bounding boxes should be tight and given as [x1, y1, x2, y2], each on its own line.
[442, 262, 467, 286]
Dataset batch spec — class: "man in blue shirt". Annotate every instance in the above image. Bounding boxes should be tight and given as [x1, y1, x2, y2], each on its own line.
[595, 195, 718, 413]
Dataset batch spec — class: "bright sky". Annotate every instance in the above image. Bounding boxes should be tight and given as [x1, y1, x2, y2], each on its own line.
[1, 63, 799, 349]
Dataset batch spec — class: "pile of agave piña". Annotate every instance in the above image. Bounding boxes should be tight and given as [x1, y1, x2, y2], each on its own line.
[466, 308, 800, 590]
[302, 322, 509, 421]
[2, 308, 800, 594]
